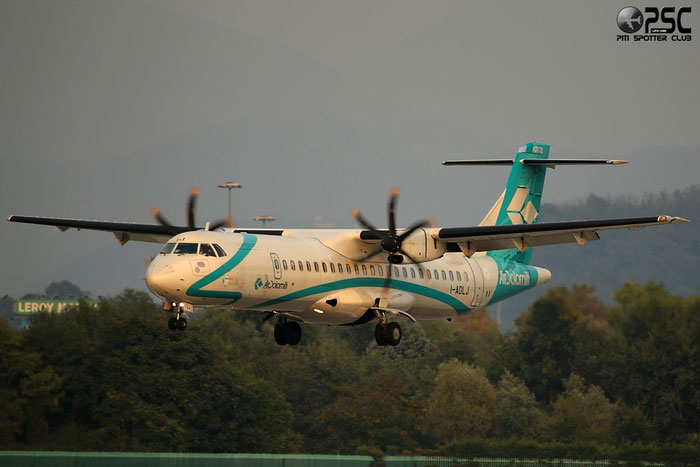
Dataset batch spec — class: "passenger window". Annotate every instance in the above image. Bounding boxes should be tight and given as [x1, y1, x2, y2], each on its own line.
[426, 269, 431, 280]
[354, 264, 359, 275]
[339, 263, 345, 274]
[394, 266, 400, 277]
[314, 262, 319, 272]
[456, 271, 461, 281]
[174, 243, 198, 255]
[370, 265, 376, 276]
[441, 270, 447, 281]
[298, 261, 304, 271]
[322, 262, 327, 273]
[418, 268, 424, 279]
[160, 243, 176, 255]
[464, 271, 469, 281]
[402, 267, 408, 278]
[282, 260, 288, 270]
[307, 261, 312, 272]
[378, 265, 384, 276]
[362, 265, 367, 275]
[449, 271, 454, 281]
[410, 268, 416, 279]
[346, 264, 351, 274]
[434, 269, 439, 280]
[330, 263, 335, 273]
[213, 244, 227, 257]
[274, 259, 281, 271]
[290, 260, 295, 271]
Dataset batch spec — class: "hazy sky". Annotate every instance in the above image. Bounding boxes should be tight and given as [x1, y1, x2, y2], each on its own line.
[2, 0, 698, 298]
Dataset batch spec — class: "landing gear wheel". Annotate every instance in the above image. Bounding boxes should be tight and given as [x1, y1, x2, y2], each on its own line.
[168, 317, 178, 331]
[285, 321, 302, 346]
[177, 317, 188, 331]
[375, 323, 388, 346]
[274, 323, 288, 346]
[386, 322, 401, 346]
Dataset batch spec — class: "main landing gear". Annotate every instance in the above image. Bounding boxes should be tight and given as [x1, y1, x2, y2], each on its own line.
[165, 303, 188, 331]
[373, 311, 402, 346]
[274, 317, 302, 346]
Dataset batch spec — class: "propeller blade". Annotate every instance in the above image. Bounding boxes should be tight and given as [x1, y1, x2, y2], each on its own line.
[397, 218, 436, 242]
[187, 187, 200, 230]
[383, 261, 394, 289]
[151, 206, 178, 235]
[355, 246, 385, 263]
[352, 207, 385, 239]
[388, 187, 400, 236]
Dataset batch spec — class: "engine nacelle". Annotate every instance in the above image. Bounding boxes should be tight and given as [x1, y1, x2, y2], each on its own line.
[398, 228, 447, 262]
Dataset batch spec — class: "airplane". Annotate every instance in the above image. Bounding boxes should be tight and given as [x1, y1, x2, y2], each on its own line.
[8, 142, 688, 346]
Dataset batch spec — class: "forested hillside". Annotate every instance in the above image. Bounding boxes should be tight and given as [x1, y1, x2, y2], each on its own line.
[499, 185, 699, 329]
[1, 284, 698, 460]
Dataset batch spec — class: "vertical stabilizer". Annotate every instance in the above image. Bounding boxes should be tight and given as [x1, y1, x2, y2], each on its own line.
[488, 142, 550, 264]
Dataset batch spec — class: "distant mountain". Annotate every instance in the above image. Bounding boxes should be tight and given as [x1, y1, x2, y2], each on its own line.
[496, 185, 699, 330]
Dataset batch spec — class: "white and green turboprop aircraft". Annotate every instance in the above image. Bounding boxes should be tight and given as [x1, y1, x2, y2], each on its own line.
[8, 143, 687, 346]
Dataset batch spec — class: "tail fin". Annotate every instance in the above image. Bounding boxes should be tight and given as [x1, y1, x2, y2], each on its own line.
[442, 142, 628, 264]
[486, 142, 549, 263]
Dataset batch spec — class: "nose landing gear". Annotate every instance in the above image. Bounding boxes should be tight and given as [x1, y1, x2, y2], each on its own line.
[165, 302, 188, 331]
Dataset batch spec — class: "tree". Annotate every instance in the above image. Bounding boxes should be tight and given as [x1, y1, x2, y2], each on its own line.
[600, 282, 700, 441]
[427, 359, 496, 441]
[44, 280, 88, 299]
[515, 287, 576, 404]
[548, 374, 615, 443]
[490, 370, 548, 440]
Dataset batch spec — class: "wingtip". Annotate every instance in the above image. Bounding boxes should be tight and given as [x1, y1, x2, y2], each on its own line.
[189, 187, 200, 196]
[150, 206, 159, 218]
[609, 160, 629, 165]
[351, 206, 359, 218]
[390, 187, 401, 197]
[658, 215, 690, 223]
[7, 215, 13, 222]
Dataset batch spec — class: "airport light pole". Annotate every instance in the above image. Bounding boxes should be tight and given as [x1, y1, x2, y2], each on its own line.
[254, 215, 276, 228]
[217, 182, 241, 227]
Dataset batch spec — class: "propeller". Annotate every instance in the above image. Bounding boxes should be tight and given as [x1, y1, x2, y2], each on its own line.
[352, 188, 435, 288]
[151, 187, 228, 234]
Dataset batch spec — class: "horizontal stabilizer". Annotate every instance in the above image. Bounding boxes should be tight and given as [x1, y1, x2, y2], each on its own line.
[442, 159, 628, 167]
[442, 159, 514, 166]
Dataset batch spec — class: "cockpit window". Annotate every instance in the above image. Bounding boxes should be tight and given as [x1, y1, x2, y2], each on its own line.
[173, 243, 198, 255]
[213, 244, 226, 257]
[160, 243, 176, 255]
[199, 243, 217, 257]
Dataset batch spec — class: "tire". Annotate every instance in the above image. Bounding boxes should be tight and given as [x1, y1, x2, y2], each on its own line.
[285, 321, 302, 346]
[274, 323, 288, 345]
[177, 317, 188, 331]
[168, 317, 178, 331]
[375, 324, 388, 346]
[386, 322, 401, 346]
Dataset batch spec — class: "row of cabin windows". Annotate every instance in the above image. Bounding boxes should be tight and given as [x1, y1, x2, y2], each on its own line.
[276, 259, 469, 282]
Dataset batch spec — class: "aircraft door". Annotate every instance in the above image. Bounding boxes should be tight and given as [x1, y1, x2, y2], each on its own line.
[270, 253, 282, 280]
[467, 259, 485, 308]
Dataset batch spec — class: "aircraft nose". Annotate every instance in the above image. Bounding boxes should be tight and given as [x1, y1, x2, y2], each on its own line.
[145, 262, 177, 298]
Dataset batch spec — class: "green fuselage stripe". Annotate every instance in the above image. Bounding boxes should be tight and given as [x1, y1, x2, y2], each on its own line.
[186, 234, 258, 302]
[251, 277, 470, 312]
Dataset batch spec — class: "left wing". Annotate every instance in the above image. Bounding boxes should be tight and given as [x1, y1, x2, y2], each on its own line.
[7, 215, 284, 245]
